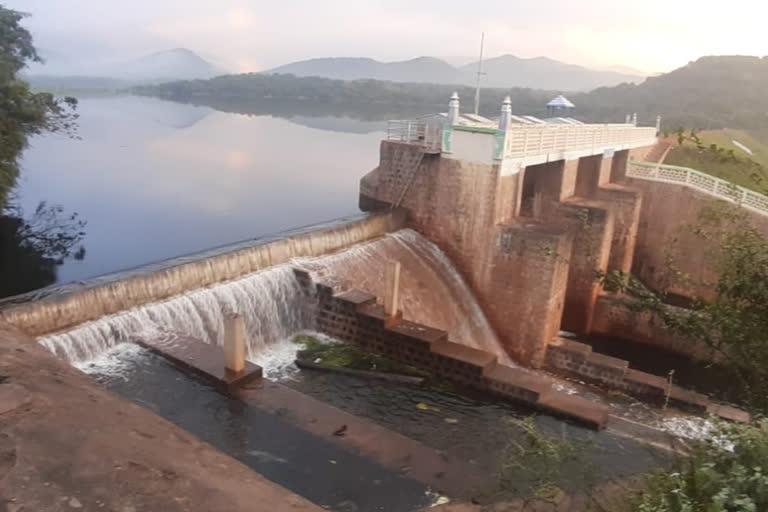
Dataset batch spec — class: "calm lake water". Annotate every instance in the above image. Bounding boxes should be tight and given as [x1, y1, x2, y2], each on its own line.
[14, 94, 385, 285]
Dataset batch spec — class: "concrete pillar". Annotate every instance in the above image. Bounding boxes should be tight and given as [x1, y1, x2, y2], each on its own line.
[631, 113, 638, 126]
[383, 261, 401, 317]
[625, 114, 632, 124]
[610, 150, 630, 182]
[498, 96, 512, 131]
[655, 115, 662, 132]
[224, 313, 246, 374]
[447, 92, 460, 125]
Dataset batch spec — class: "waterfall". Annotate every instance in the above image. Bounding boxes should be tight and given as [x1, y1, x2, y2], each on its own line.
[39, 228, 512, 370]
[39, 264, 314, 365]
[296, 229, 513, 365]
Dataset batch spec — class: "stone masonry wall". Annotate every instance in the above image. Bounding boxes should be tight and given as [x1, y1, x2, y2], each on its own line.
[360, 141, 577, 368]
[545, 338, 749, 422]
[295, 268, 611, 430]
[627, 178, 768, 299]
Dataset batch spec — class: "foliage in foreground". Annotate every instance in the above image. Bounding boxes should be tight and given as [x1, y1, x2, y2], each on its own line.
[633, 422, 768, 512]
[602, 202, 768, 413]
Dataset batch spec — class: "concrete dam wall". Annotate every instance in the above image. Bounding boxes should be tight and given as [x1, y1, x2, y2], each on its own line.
[0, 212, 406, 337]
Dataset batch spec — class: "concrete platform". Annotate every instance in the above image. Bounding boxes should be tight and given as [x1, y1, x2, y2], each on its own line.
[136, 336, 262, 393]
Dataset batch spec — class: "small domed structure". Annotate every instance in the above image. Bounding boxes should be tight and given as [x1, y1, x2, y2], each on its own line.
[546, 94, 575, 116]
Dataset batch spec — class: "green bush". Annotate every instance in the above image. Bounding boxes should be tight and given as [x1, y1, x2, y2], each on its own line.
[633, 422, 768, 511]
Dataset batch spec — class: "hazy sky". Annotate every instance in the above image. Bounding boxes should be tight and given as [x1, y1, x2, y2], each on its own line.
[8, 0, 768, 74]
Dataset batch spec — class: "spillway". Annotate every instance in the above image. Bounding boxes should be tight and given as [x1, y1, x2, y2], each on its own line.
[38, 228, 511, 368]
[297, 229, 511, 364]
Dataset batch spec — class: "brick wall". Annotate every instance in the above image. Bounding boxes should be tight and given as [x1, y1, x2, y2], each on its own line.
[296, 268, 611, 430]
[545, 339, 749, 421]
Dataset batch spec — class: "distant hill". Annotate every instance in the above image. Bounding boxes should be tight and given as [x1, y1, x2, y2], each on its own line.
[267, 55, 645, 91]
[462, 55, 645, 90]
[267, 56, 465, 85]
[118, 48, 222, 82]
[25, 48, 223, 89]
[575, 56, 768, 129]
[136, 55, 768, 133]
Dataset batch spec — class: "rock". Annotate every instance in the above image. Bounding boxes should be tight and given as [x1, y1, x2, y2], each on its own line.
[68, 497, 83, 508]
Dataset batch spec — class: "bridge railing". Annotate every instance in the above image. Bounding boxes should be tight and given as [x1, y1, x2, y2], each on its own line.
[628, 161, 768, 216]
[386, 120, 441, 151]
[504, 124, 658, 159]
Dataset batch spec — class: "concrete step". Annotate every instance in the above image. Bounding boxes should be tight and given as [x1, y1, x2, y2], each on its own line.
[537, 392, 610, 430]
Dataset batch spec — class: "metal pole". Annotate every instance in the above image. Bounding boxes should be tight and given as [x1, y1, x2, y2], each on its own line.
[474, 32, 485, 115]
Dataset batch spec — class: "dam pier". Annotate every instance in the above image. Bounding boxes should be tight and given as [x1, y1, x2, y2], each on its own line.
[1, 93, 762, 510]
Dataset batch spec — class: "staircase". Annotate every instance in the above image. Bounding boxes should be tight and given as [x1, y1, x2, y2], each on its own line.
[391, 150, 425, 209]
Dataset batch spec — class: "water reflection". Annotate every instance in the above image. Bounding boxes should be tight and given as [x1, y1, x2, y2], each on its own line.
[15, 95, 384, 285]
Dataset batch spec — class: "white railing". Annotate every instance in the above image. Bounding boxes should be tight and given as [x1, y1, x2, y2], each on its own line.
[628, 161, 768, 216]
[504, 124, 658, 160]
[386, 120, 441, 151]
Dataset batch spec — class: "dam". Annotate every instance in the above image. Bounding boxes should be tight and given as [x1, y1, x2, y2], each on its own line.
[1, 92, 761, 510]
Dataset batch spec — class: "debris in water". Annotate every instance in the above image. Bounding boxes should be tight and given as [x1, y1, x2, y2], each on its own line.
[444, 418, 459, 424]
[333, 425, 348, 436]
[329, 459, 337, 464]
[246, 450, 288, 464]
[416, 402, 440, 411]
[432, 496, 450, 506]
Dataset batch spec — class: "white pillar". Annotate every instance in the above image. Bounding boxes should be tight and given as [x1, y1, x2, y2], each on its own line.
[656, 115, 662, 132]
[631, 112, 638, 126]
[447, 92, 460, 125]
[498, 96, 512, 131]
[625, 114, 632, 124]
[383, 261, 401, 318]
[224, 313, 246, 374]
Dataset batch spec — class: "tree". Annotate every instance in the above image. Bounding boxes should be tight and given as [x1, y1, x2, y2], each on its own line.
[602, 202, 768, 413]
[0, 5, 78, 206]
[0, 5, 84, 296]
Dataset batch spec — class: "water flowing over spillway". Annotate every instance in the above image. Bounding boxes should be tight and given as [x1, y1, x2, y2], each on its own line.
[38, 228, 511, 368]
[296, 229, 512, 365]
[39, 264, 313, 365]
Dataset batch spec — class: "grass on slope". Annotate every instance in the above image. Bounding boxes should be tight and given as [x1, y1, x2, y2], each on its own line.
[664, 129, 768, 195]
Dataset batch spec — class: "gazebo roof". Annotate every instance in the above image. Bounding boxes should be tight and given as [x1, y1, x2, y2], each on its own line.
[547, 95, 575, 108]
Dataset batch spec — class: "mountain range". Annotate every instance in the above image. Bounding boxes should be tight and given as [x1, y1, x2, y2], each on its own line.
[136, 55, 768, 132]
[25, 48, 223, 86]
[267, 55, 647, 91]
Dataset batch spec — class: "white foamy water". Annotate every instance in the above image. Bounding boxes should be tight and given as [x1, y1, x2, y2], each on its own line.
[39, 264, 313, 365]
[297, 229, 513, 365]
[39, 229, 512, 371]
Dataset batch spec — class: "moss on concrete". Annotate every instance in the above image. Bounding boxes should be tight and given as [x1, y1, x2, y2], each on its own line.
[293, 334, 454, 391]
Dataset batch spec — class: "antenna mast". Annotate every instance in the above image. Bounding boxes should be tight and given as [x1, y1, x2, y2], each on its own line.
[474, 32, 485, 115]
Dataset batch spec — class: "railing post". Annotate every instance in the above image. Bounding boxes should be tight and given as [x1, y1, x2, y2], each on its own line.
[523, 131, 529, 157]
[406, 122, 412, 142]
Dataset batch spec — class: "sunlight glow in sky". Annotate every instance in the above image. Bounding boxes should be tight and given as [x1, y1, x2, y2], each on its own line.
[7, 0, 768, 74]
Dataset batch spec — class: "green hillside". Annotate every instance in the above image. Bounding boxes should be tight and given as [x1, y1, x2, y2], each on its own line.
[664, 129, 768, 194]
